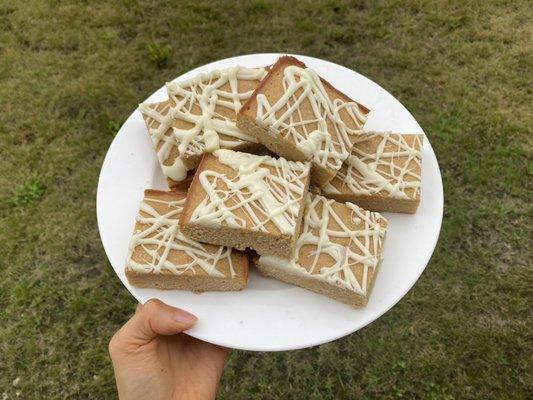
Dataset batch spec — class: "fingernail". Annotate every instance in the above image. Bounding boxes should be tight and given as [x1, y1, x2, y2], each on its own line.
[174, 309, 197, 324]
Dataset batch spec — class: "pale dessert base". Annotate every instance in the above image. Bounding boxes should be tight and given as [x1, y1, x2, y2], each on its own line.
[126, 269, 247, 293]
[254, 257, 384, 308]
[320, 192, 420, 214]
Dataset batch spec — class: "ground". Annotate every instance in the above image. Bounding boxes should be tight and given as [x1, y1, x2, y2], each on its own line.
[0, 1, 531, 399]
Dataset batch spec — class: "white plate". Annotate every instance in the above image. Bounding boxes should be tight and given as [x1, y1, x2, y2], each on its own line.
[97, 54, 443, 351]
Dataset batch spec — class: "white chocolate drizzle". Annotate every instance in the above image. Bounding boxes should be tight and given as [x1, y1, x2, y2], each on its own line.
[323, 132, 423, 199]
[166, 66, 267, 152]
[255, 65, 367, 172]
[126, 195, 236, 278]
[139, 66, 267, 182]
[189, 149, 310, 235]
[138, 101, 188, 182]
[259, 194, 386, 295]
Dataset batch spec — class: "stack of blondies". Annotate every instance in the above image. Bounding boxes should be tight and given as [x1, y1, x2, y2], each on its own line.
[125, 56, 423, 307]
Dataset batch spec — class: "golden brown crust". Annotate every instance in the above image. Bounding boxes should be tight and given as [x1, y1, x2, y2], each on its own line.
[143, 188, 187, 200]
[239, 55, 370, 118]
[166, 170, 196, 191]
[323, 192, 420, 214]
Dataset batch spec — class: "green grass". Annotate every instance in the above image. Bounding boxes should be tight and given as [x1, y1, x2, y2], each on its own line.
[148, 41, 171, 68]
[12, 177, 45, 207]
[0, 0, 531, 398]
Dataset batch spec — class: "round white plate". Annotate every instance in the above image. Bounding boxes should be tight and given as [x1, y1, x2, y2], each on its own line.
[97, 54, 443, 351]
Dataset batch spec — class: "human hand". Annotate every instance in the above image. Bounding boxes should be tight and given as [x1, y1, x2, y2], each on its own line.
[109, 299, 228, 400]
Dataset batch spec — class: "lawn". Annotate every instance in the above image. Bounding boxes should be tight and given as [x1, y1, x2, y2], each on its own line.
[0, 0, 531, 399]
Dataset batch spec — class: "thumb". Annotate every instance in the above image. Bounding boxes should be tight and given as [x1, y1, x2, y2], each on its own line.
[112, 299, 198, 349]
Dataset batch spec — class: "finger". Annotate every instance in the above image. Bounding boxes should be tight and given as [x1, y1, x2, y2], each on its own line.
[117, 299, 197, 346]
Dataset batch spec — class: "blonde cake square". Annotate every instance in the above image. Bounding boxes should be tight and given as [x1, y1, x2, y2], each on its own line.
[255, 194, 387, 307]
[139, 66, 267, 187]
[322, 132, 423, 213]
[237, 56, 370, 188]
[180, 149, 311, 258]
[125, 189, 249, 291]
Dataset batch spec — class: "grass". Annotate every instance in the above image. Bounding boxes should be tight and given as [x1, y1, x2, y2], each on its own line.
[12, 178, 45, 207]
[148, 41, 171, 68]
[0, 0, 531, 398]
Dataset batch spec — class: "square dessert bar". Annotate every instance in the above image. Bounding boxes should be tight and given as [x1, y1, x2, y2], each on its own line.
[125, 189, 249, 292]
[255, 194, 387, 308]
[322, 132, 424, 213]
[237, 56, 370, 188]
[180, 149, 311, 258]
[139, 66, 267, 187]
